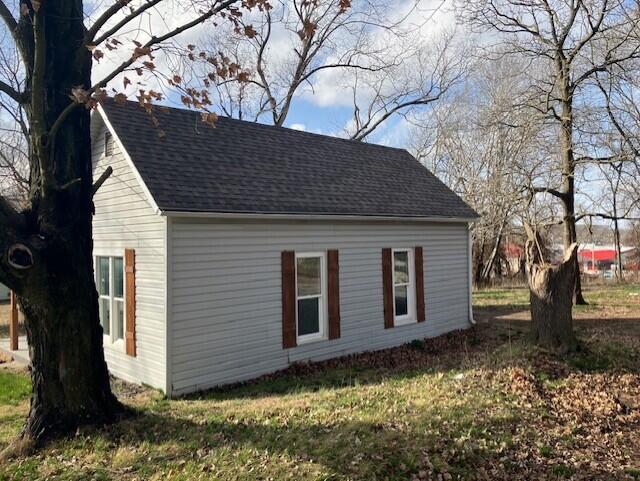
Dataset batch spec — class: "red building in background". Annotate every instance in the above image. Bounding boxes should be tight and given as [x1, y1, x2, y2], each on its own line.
[502, 242, 640, 276]
[578, 244, 640, 274]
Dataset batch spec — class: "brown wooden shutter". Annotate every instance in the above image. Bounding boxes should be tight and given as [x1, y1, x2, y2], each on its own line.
[415, 246, 425, 322]
[382, 248, 394, 329]
[327, 249, 341, 340]
[125, 249, 137, 357]
[281, 250, 297, 349]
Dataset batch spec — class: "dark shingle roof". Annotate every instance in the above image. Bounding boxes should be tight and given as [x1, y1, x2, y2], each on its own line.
[101, 100, 478, 219]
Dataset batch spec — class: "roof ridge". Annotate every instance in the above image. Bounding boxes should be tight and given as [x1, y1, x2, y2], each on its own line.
[104, 98, 410, 155]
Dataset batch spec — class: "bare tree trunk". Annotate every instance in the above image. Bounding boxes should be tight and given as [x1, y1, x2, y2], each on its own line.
[473, 238, 486, 286]
[517, 255, 526, 280]
[0, 1, 123, 455]
[614, 215, 623, 281]
[563, 196, 587, 304]
[480, 219, 506, 282]
[557, 71, 587, 306]
[612, 194, 624, 282]
[17, 221, 123, 449]
[525, 227, 579, 353]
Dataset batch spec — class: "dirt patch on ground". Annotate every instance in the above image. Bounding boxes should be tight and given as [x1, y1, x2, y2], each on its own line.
[0, 351, 14, 365]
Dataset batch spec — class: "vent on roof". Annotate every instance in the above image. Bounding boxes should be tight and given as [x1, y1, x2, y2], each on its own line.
[104, 131, 113, 157]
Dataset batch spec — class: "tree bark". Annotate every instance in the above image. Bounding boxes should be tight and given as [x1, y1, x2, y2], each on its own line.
[473, 238, 486, 286]
[614, 216, 623, 281]
[17, 231, 123, 447]
[525, 229, 579, 354]
[612, 193, 624, 282]
[556, 56, 586, 306]
[0, 0, 122, 453]
[480, 219, 505, 282]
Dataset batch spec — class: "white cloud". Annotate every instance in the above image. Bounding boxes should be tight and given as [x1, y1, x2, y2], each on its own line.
[289, 123, 307, 131]
[298, 0, 459, 110]
[375, 116, 413, 148]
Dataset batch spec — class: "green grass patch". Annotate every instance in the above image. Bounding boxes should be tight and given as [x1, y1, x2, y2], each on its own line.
[474, 283, 640, 311]
[567, 340, 638, 372]
[551, 463, 574, 478]
[0, 284, 637, 480]
[0, 370, 30, 405]
[473, 287, 530, 308]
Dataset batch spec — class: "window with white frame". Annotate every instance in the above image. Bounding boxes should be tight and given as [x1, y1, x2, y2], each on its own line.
[393, 248, 415, 324]
[96, 256, 125, 344]
[295, 252, 327, 343]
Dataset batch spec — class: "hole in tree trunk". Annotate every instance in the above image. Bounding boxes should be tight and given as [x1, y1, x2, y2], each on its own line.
[7, 243, 34, 270]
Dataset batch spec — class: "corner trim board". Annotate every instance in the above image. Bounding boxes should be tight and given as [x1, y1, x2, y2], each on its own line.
[468, 225, 476, 325]
[165, 216, 174, 397]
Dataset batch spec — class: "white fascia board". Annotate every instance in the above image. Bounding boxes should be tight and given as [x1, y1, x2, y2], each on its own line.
[161, 210, 479, 223]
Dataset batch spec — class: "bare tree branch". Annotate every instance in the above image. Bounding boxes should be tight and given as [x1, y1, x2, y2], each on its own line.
[86, 0, 135, 43]
[88, 0, 164, 46]
[91, 166, 113, 197]
[0, 0, 29, 65]
[0, 78, 23, 103]
[531, 186, 568, 200]
[0, 0, 16, 32]
[91, 0, 240, 91]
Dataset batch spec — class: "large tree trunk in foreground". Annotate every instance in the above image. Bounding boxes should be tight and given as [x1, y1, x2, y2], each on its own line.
[16, 228, 122, 448]
[0, 1, 122, 454]
[525, 230, 579, 353]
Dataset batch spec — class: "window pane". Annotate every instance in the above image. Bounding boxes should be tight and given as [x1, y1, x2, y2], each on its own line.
[395, 285, 408, 317]
[99, 298, 110, 335]
[394, 251, 409, 284]
[97, 257, 110, 295]
[114, 258, 124, 298]
[298, 297, 320, 336]
[297, 256, 321, 296]
[114, 300, 124, 341]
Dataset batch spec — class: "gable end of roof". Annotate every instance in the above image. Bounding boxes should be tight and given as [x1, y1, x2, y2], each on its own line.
[99, 99, 479, 220]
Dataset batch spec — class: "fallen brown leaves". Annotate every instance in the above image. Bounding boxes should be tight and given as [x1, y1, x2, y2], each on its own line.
[2, 296, 638, 481]
[494, 366, 640, 480]
[204, 312, 640, 480]
[206, 327, 485, 392]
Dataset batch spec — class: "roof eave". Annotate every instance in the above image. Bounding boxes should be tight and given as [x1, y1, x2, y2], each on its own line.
[160, 210, 480, 223]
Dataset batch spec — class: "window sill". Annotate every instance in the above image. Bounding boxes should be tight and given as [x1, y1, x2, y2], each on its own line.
[296, 334, 327, 346]
[103, 338, 126, 353]
[394, 316, 417, 327]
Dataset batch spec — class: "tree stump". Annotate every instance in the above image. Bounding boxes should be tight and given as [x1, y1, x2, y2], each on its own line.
[525, 230, 578, 354]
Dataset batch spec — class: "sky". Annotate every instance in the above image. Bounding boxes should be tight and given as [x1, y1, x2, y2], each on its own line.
[0, 0, 634, 231]
[85, 0, 457, 148]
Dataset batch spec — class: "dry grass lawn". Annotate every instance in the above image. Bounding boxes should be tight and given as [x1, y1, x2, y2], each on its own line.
[0, 284, 638, 480]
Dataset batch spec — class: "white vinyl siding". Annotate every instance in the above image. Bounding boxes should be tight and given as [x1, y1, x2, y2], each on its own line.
[168, 218, 471, 395]
[91, 117, 167, 391]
